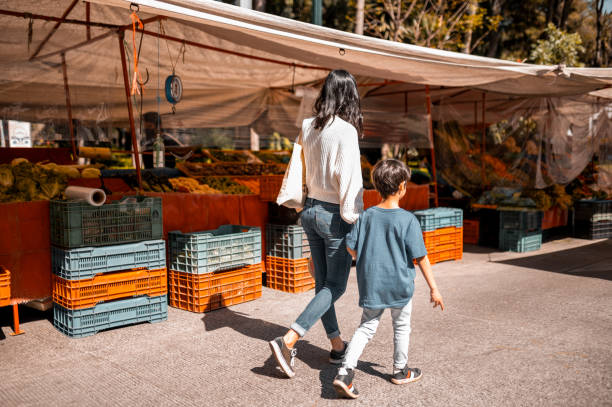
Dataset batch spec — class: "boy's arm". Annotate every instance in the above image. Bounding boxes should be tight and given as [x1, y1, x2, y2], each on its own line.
[415, 255, 444, 311]
[346, 246, 357, 260]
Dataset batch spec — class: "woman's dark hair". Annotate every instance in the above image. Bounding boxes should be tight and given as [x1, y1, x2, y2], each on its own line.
[371, 159, 411, 199]
[312, 70, 363, 136]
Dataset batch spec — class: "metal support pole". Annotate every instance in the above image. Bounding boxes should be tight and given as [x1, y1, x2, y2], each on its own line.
[312, 0, 322, 25]
[425, 85, 439, 208]
[481, 92, 487, 187]
[86, 2, 91, 40]
[61, 53, 77, 160]
[29, 0, 79, 59]
[118, 32, 143, 190]
[10, 303, 25, 336]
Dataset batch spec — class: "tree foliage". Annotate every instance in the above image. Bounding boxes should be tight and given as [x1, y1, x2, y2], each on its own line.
[529, 23, 586, 66]
[262, 0, 612, 66]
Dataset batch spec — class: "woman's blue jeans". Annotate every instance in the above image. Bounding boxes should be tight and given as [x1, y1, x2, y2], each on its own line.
[290, 198, 353, 339]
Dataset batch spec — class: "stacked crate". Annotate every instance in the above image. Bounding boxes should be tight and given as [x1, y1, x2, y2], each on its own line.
[498, 209, 543, 252]
[50, 197, 168, 338]
[167, 225, 263, 312]
[574, 200, 612, 239]
[0, 266, 10, 307]
[463, 219, 480, 244]
[413, 208, 463, 265]
[265, 224, 314, 293]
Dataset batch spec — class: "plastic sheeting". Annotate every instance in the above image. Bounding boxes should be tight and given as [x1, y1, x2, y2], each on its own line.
[434, 96, 611, 195]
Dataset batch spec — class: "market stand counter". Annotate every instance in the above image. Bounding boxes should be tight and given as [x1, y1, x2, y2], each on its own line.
[1, 191, 268, 305]
[363, 183, 429, 211]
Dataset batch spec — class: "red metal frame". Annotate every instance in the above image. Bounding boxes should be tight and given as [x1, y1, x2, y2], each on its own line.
[10, 303, 25, 336]
[29, 0, 79, 59]
[481, 92, 487, 187]
[61, 53, 77, 159]
[425, 85, 439, 207]
[86, 2, 91, 41]
[118, 31, 143, 190]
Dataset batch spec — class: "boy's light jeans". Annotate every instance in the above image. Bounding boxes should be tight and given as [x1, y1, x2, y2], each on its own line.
[342, 300, 413, 372]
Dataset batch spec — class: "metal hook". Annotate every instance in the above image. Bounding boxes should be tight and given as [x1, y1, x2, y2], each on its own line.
[339, 48, 346, 56]
[137, 68, 150, 86]
[172, 105, 176, 114]
[130, 3, 140, 12]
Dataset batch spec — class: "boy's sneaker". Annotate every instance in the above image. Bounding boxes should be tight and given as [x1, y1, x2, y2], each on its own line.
[333, 368, 359, 399]
[329, 341, 348, 364]
[269, 337, 297, 378]
[391, 366, 422, 385]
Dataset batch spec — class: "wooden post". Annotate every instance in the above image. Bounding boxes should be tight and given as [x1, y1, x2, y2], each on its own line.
[118, 31, 143, 190]
[61, 53, 77, 160]
[425, 85, 439, 207]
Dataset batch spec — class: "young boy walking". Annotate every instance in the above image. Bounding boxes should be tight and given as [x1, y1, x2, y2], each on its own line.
[333, 159, 445, 399]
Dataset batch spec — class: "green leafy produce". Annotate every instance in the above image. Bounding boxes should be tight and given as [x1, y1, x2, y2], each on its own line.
[199, 176, 253, 194]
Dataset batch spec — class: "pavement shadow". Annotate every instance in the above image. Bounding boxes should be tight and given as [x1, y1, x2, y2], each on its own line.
[0, 304, 53, 340]
[201, 304, 384, 398]
[493, 240, 612, 281]
[461, 244, 499, 254]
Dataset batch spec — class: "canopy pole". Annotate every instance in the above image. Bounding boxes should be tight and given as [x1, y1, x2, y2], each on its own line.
[29, 0, 79, 59]
[425, 85, 439, 208]
[86, 2, 91, 40]
[118, 31, 143, 190]
[61, 53, 77, 160]
[481, 92, 487, 187]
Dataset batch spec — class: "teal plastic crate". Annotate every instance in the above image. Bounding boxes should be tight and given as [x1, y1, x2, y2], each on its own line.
[52, 240, 166, 280]
[413, 207, 463, 232]
[53, 294, 167, 338]
[266, 224, 310, 259]
[499, 209, 542, 231]
[50, 196, 163, 249]
[169, 225, 261, 274]
[499, 229, 542, 253]
[574, 200, 612, 223]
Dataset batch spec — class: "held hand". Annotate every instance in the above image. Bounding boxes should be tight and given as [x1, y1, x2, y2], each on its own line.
[430, 288, 445, 311]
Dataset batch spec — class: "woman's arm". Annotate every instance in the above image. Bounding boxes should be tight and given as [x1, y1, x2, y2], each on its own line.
[336, 128, 363, 224]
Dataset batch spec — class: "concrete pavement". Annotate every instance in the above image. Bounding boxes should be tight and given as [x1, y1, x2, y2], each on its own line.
[1, 237, 611, 406]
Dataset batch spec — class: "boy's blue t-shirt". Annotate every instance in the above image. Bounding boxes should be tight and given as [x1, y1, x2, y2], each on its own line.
[346, 206, 427, 309]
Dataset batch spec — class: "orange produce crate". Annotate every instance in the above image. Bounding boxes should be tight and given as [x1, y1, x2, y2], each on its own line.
[463, 220, 479, 244]
[259, 175, 284, 202]
[168, 263, 263, 313]
[53, 268, 167, 309]
[0, 266, 10, 307]
[428, 247, 463, 265]
[265, 256, 315, 294]
[422, 226, 463, 251]
[420, 226, 463, 265]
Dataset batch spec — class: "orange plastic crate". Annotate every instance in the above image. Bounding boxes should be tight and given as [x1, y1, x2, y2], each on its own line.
[265, 256, 315, 293]
[259, 175, 284, 202]
[428, 247, 463, 264]
[420, 227, 463, 265]
[0, 267, 10, 307]
[463, 220, 479, 244]
[168, 263, 263, 313]
[53, 268, 167, 309]
[422, 227, 463, 251]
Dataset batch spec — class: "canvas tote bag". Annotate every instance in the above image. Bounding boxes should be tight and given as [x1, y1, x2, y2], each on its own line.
[276, 132, 307, 209]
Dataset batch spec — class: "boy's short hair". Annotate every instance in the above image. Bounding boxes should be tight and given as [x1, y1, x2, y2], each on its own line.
[371, 159, 411, 199]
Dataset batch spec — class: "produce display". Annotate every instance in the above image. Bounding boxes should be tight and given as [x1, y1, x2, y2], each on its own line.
[169, 177, 221, 194]
[123, 172, 174, 193]
[252, 151, 290, 164]
[207, 149, 252, 163]
[0, 159, 68, 202]
[199, 176, 253, 194]
[476, 184, 575, 211]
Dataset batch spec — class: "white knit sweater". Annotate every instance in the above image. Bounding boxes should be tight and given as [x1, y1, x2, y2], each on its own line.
[301, 116, 364, 224]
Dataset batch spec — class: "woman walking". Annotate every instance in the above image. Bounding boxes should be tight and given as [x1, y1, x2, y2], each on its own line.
[269, 69, 364, 378]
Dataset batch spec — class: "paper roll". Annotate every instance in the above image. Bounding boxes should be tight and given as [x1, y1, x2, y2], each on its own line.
[64, 186, 106, 206]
